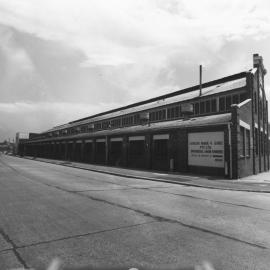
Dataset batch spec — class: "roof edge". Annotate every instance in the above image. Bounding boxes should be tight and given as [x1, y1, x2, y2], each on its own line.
[68, 71, 247, 125]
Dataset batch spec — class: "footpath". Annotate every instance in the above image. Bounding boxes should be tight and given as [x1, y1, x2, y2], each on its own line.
[22, 155, 270, 193]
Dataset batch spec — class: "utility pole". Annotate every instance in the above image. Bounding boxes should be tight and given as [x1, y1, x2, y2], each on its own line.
[199, 64, 202, 96]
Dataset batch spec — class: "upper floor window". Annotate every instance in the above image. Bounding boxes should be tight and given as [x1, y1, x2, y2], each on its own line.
[194, 103, 199, 115]
[122, 115, 133, 126]
[94, 123, 102, 130]
[167, 106, 180, 120]
[226, 96, 232, 111]
[232, 94, 239, 105]
[219, 97, 225, 111]
[205, 100, 211, 113]
[240, 93, 246, 102]
[211, 99, 217, 112]
[199, 101, 205, 114]
[134, 114, 140, 125]
[111, 118, 121, 128]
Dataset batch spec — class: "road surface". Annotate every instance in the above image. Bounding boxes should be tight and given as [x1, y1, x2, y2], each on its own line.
[0, 155, 270, 270]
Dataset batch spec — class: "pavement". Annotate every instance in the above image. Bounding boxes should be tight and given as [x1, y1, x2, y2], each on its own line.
[19, 155, 270, 193]
[0, 155, 270, 270]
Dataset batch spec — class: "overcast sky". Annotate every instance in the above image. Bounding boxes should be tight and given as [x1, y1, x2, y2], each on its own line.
[0, 0, 270, 141]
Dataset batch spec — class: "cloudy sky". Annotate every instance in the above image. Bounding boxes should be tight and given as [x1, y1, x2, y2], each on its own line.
[0, 0, 269, 141]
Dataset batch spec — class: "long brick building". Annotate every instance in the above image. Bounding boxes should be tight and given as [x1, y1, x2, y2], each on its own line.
[19, 54, 269, 179]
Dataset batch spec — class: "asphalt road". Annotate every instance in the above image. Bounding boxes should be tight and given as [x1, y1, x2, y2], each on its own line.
[0, 155, 270, 270]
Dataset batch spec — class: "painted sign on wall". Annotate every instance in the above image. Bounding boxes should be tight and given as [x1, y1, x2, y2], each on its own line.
[188, 132, 224, 168]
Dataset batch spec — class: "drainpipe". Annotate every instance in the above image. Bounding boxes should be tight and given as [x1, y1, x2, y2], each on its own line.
[199, 65, 202, 96]
[228, 122, 233, 179]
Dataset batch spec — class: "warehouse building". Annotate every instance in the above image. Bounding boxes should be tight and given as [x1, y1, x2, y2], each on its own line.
[19, 54, 269, 179]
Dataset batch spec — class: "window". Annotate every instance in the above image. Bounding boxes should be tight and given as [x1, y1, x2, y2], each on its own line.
[240, 127, 245, 157]
[102, 121, 110, 129]
[150, 109, 166, 122]
[194, 103, 199, 115]
[240, 93, 246, 102]
[232, 94, 239, 105]
[150, 112, 155, 121]
[211, 99, 217, 113]
[200, 101, 205, 114]
[170, 107, 175, 118]
[81, 126, 86, 133]
[111, 118, 121, 128]
[205, 100, 211, 113]
[219, 97, 225, 111]
[122, 115, 133, 126]
[94, 123, 102, 130]
[167, 107, 179, 119]
[226, 96, 232, 111]
[134, 114, 140, 124]
[175, 106, 180, 118]
[246, 129, 250, 156]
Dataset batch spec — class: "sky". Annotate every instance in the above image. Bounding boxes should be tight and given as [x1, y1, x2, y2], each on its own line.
[0, 0, 270, 141]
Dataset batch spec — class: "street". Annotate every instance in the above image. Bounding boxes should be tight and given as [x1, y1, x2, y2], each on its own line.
[0, 155, 270, 270]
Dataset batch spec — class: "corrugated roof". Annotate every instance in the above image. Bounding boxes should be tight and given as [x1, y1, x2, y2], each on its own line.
[32, 113, 231, 143]
[45, 77, 244, 133]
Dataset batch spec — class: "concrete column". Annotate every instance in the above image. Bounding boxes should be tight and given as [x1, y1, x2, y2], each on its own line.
[231, 105, 240, 179]
[72, 141, 76, 161]
[145, 134, 152, 169]
[168, 132, 176, 172]
[91, 139, 96, 163]
[122, 135, 128, 167]
[64, 141, 68, 160]
[105, 136, 109, 165]
[81, 140, 85, 162]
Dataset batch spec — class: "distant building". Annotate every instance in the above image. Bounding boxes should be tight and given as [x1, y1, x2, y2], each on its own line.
[19, 54, 269, 179]
[0, 140, 14, 153]
[15, 132, 29, 155]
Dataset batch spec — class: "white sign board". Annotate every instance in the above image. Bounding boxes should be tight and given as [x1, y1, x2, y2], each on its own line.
[188, 132, 224, 168]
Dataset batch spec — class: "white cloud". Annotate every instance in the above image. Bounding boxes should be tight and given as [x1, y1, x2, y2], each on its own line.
[0, 0, 269, 141]
[0, 0, 269, 67]
[0, 26, 34, 74]
[0, 101, 121, 140]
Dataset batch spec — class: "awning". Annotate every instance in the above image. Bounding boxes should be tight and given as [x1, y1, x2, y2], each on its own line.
[26, 113, 231, 143]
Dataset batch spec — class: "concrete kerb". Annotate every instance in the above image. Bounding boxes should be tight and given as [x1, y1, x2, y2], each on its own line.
[19, 156, 270, 193]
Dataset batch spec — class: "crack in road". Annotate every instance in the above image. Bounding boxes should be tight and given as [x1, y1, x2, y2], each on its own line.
[4, 157, 270, 212]
[146, 189, 270, 212]
[0, 157, 269, 256]
[0, 227, 29, 268]
[0, 220, 156, 252]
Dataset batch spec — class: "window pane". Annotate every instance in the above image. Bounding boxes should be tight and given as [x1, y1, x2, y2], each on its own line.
[232, 94, 239, 104]
[167, 108, 171, 119]
[195, 103, 199, 115]
[211, 99, 217, 112]
[162, 110, 166, 119]
[226, 96, 232, 110]
[240, 93, 246, 102]
[219, 97, 225, 111]
[175, 106, 179, 118]
[171, 107, 175, 118]
[205, 100, 210, 113]
[200, 101, 205, 114]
